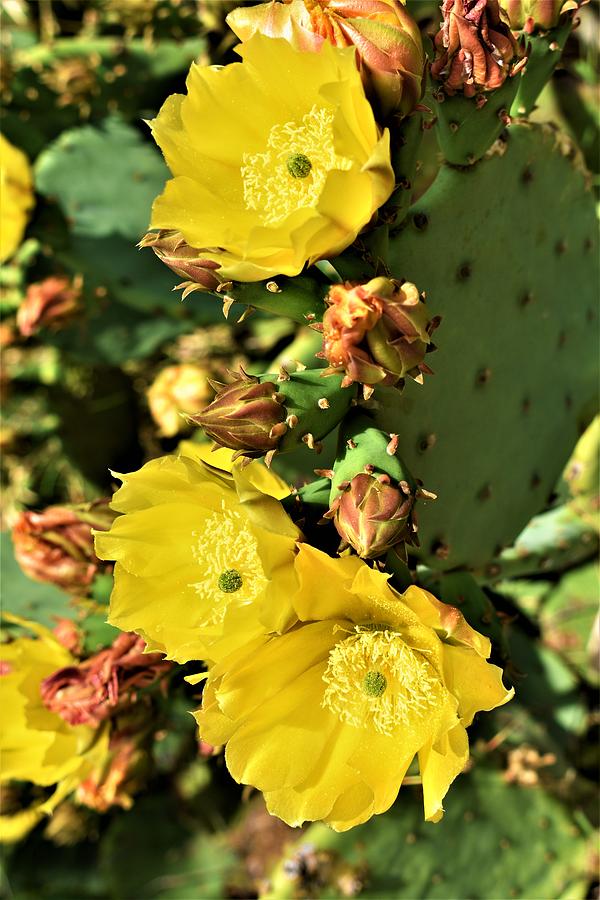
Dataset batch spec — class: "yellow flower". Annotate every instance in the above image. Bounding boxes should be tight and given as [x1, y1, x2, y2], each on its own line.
[147, 363, 212, 437]
[196, 545, 513, 831]
[147, 34, 394, 284]
[94, 444, 301, 664]
[0, 134, 34, 263]
[0, 618, 109, 843]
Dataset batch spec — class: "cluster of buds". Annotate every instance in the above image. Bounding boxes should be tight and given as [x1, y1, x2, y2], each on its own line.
[17, 275, 82, 338]
[227, 0, 425, 120]
[40, 633, 170, 728]
[12, 500, 118, 593]
[499, 0, 580, 32]
[139, 230, 223, 296]
[322, 415, 436, 559]
[190, 366, 356, 465]
[317, 277, 438, 398]
[431, 0, 522, 97]
[147, 363, 212, 437]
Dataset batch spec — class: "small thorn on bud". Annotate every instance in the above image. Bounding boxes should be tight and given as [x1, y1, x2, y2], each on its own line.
[417, 487, 438, 501]
[305, 313, 316, 321]
[386, 433, 399, 456]
[295, 361, 307, 372]
[314, 468, 334, 479]
[286, 414, 299, 428]
[433, 541, 450, 560]
[317, 398, 330, 409]
[549, 41, 559, 50]
[377, 473, 391, 485]
[302, 432, 316, 449]
[266, 281, 282, 293]
[314, 441, 323, 454]
[398, 480, 411, 495]
[364, 464, 375, 474]
[362, 384, 375, 400]
[265, 449, 277, 468]
[216, 281, 234, 293]
[277, 366, 290, 382]
[346, 439, 357, 450]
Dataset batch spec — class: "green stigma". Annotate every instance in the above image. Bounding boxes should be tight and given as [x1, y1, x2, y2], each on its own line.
[362, 670, 387, 698]
[217, 569, 243, 593]
[286, 153, 312, 179]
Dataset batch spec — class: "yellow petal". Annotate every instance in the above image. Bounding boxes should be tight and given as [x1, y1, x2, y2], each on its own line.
[419, 723, 469, 822]
[443, 644, 514, 727]
[402, 585, 491, 658]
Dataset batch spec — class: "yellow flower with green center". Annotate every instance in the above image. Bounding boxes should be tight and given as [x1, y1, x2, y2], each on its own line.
[196, 545, 513, 831]
[0, 134, 34, 263]
[148, 34, 394, 283]
[94, 443, 301, 664]
[0, 617, 109, 843]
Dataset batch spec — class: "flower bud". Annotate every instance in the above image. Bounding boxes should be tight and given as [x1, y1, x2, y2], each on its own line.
[326, 471, 416, 558]
[147, 364, 212, 438]
[227, 0, 425, 119]
[190, 370, 287, 457]
[139, 230, 222, 292]
[320, 276, 436, 392]
[17, 275, 82, 338]
[12, 500, 117, 593]
[499, 0, 575, 31]
[431, 0, 520, 96]
[40, 633, 170, 728]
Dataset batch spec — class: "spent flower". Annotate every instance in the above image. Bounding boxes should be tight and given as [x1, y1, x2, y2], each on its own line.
[319, 276, 437, 390]
[431, 0, 520, 96]
[17, 275, 82, 339]
[12, 500, 118, 594]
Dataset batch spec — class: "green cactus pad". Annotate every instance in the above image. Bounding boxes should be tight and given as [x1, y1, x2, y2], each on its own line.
[375, 123, 598, 571]
[268, 767, 589, 900]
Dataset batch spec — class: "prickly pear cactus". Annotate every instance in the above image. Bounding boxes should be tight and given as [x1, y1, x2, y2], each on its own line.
[2, 0, 598, 897]
[371, 123, 598, 570]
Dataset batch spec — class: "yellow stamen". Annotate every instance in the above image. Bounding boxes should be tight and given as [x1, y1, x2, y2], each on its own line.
[322, 626, 439, 736]
[241, 105, 352, 226]
[190, 508, 266, 626]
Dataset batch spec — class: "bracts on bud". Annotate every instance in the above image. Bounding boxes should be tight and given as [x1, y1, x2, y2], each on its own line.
[323, 413, 436, 559]
[139, 230, 223, 296]
[316, 277, 438, 399]
[189, 367, 357, 465]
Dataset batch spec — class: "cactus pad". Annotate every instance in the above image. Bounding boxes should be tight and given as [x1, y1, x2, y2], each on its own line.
[374, 123, 598, 571]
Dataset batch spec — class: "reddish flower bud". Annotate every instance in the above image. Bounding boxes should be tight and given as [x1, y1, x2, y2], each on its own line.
[139, 230, 222, 293]
[431, 0, 520, 97]
[320, 277, 436, 391]
[12, 500, 118, 593]
[227, 0, 425, 118]
[40, 633, 170, 729]
[326, 472, 417, 558]
[17, 275, 82, 338]
[189, 370, 287, 457]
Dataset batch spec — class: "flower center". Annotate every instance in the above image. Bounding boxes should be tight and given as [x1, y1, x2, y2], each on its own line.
[217, 569, 243, 593]
[241, 105, 352, 226]
[190, 508, 267, 626]
[322, 626, 439, 736]
[286, 153, 312, 179]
